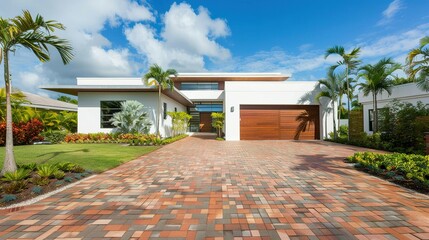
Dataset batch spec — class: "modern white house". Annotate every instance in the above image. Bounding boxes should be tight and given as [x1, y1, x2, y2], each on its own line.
[42, 73, 335, 141]
[358, 82, 429, 134]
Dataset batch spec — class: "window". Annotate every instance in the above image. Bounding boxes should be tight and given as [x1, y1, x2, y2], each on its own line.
[368, 108, 388, 131]
[174, 107, 177, 112]
[100, 101, 123, 128]
[163, 102, 167, 120]
[181, 82, 219, 90]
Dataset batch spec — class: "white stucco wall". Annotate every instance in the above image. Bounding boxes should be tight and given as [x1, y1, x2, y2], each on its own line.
[180, 90, 224, 101]
[358, 83, 429, 133]
[78, 92, 185, 137]
[224, 81, 335, 141]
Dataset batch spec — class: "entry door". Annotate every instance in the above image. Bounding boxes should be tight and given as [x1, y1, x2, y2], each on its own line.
[199, 113, 212, 132]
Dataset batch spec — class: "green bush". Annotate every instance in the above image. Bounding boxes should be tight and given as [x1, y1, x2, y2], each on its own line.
[167, 112, 191, 136]
[55, 162, 75, 172]
[53, 170, 65, 180]
[379, 100, 429, 154]
[18, 163, 37, 171]
[110, 101, 151, 134]
[70, 165, 85, 173]
[31, 175, 50, 186]
[347, 152, 429, 187]
[3, 181, 28, 193]
[41, 130, 67, 144]
[2, 169, 30, 182]
[37, 164, 59, 178]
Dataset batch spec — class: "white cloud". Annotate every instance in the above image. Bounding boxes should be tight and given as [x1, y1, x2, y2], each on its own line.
[359, 23, 429, 62]
[0, 0, 154, 96]
[378, 0, 403, 26]
[125, 2, 231, 72]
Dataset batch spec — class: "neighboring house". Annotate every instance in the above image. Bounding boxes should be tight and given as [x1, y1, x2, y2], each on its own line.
[42, 73, 335, 140]
[22, 91, 77, 112]
[358, 82, 429, 134]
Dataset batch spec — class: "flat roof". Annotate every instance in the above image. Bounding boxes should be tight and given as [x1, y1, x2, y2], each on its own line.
[175, 72, 289, 82]
[40, 85, 194, 106]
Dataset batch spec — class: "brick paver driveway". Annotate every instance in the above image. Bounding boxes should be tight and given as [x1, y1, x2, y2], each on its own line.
[1, 135, 429, 240]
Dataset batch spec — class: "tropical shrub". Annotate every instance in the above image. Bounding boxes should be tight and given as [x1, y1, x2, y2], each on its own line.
[37, 165, 59, 178]
[2, 169, 30, 182]
[41, 130, 68, 143]
[347, 152, 429, 188]
[18, 163, 37, 171]
[53, 170, 65, 180]
[379, 100, 429, 154]
[211, 112, 225, 138]
[111, 101, 151, 134]
[2, 181, 28, 194]
[0, 118, 44, 145]
[31, 175, 50, 186]
[70, 165, 85, 173]
[55, 162, 75, 172]
[167, 111, 191, 136]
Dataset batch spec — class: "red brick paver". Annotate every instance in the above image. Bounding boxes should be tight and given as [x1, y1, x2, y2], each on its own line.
[1, 136, 429, 239]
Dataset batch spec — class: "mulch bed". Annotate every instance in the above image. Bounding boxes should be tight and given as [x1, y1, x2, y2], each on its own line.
[0, 171, 91, 207]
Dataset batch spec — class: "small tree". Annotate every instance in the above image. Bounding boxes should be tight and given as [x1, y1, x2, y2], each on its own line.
[167, 111, 191, 136]
[110, 101, 151, 134]
[211, 112, 225, 138]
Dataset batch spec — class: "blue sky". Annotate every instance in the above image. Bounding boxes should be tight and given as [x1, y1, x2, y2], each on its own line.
[1, 0, 429, 97]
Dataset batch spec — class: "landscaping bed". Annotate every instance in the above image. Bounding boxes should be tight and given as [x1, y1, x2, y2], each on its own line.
[346, 152, 429, 194]
[0, 163, 91, 207]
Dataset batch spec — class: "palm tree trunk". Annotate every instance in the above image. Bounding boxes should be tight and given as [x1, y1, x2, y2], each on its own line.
[374, 93, 378, 133]
[1, 50, 17, 175]
[345, 67, 350, 141]
[332, 100, 337, 140]
[157, 87, 161, 138]
[372, 93, 376, 133]
[338, 96, 342, 135]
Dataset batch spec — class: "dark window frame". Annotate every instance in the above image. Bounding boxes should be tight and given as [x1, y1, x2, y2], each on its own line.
[163, 102, 167, 120]
[368, 108, 388, 131]
[100, 101, 124, 128]
[180, 82, 219, 90]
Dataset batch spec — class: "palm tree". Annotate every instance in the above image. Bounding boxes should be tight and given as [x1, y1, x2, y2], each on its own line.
[316, 68, 341, 140]
[143, 64, 177, 138]
[0, 10, 73, 175]
[406, 36, 429, 91]
[325, 46, 361, 140]
[358, 58, 401, 132]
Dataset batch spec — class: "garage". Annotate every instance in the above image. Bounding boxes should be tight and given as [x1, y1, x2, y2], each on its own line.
[240, 105, 320, 140]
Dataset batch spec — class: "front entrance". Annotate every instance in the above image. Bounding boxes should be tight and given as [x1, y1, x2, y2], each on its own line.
[199, 112, 212, 132]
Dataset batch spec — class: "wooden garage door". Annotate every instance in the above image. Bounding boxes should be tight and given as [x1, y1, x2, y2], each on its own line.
[240, 105, 320, 140]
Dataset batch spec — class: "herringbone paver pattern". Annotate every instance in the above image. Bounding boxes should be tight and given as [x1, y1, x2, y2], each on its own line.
[1, 135, 429, 239]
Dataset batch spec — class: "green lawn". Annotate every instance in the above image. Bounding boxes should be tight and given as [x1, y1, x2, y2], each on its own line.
[0, 144, 159, 173]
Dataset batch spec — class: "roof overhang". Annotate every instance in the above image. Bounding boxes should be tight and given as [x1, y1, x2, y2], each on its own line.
[174, 72, 290, 82]
[40, 85, 194, 106]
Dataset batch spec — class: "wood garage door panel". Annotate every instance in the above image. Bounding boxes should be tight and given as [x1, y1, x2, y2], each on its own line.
[240, 105, 319, 140]
[240, 109, 280, 140]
